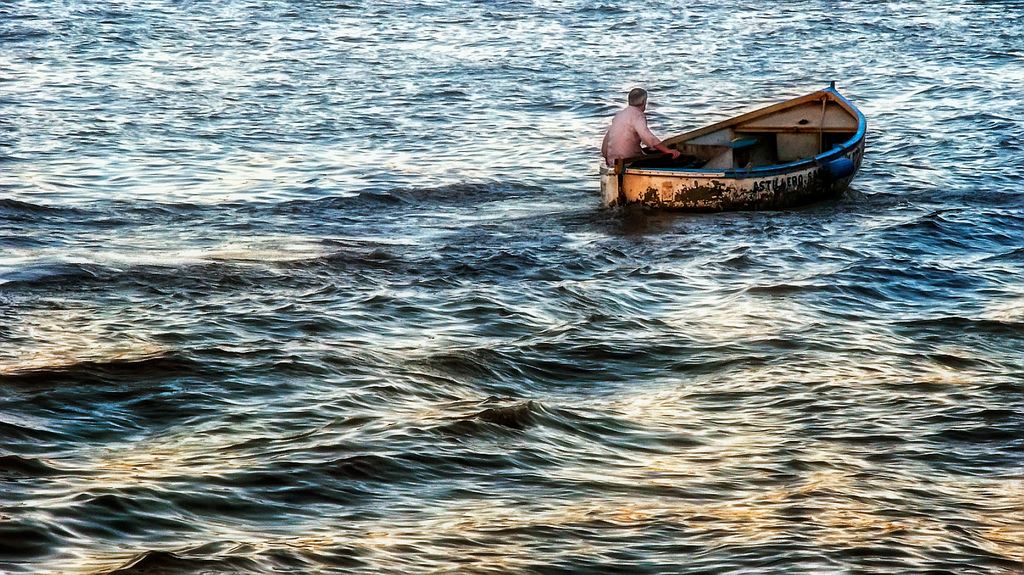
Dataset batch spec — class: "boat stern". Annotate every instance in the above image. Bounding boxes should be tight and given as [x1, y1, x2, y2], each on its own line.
[599, 163, 620, 207]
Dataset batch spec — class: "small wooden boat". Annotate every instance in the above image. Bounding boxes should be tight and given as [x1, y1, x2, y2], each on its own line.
[600, 83, 866, 211]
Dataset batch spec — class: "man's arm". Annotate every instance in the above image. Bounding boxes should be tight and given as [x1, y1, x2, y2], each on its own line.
[637, 114, 681, 159]
[653, 141, 680, 158]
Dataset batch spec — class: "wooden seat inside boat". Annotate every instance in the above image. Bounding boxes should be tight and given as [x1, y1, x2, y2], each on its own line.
[626, 153, 705, 169]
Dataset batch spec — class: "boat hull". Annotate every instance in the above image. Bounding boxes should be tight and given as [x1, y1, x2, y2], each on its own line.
[603, 136, 864, 211]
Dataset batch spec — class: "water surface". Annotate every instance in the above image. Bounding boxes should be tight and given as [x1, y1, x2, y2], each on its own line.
[1, 1, 1023, 573]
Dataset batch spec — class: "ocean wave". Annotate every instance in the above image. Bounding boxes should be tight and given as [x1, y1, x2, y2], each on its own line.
[0, 257, 310, 292]
[105, 549, 261, 575]
[266, 181, 543, 214]
[0, 27, 51, 43]
[0, 518, 59, 561]
[0, 199, 91, 226]
[0, 198, 65, 213]
[470, 400, 538, 430]
[895, 315, 1024, 338]
[0, 454, 71, 477]
[0, 261, 111, 289]
[743, 281, 826, 295]
[0, 351, 200, 386]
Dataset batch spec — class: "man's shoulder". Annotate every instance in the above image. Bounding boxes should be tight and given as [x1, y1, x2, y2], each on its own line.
[613, 105, 642, 122]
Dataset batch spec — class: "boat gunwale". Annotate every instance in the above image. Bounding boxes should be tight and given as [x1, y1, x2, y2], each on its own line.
[625, 86, 867, 179]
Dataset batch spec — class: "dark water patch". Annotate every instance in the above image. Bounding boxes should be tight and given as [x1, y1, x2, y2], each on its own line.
[219, 419, 344, 456]
[398, 444, 553, 480]
[442, 247, 557, 282]
[161, 490, 286, 523]
[930, 425, 1022, 444]
[538, 404, 704, 455]
[0, 26, 51, 43]
[0, 352, 202, 387]
[880, 210, 976, 241]
[407, 347, 515, 386]
[0, 232, 49, 249]
[0, 454, 72, 477]
[0, 518, 63, 561]
[257, 446, 546, 492]
[938, 111, 1019, 131]
[826, 259, 985, 307]
[0, 419, 64, 443]
[79, 200, 212, 225]
[997, 136, 1021, 149]
[916, 407, 1021, 429]
[408, 343, 629, 394]
[472, 400, 536, 429]
[519, 339, 708, 382]
[822, 432, 911, 447]
[925, 540, 1024, 575]
[54, 491, 198, 543]
[295, 246, 404, 273]
[385, 182, 538, 206]
[911, 442, 1024, 478]
[106, 549, 261, 575]
[270, 182, 543, 215]
[668, 353, 763, 375]
[895, 315, 1024, 340]
[0, 198, 69, 214]
[268, 193, 392, 217]
[744, 281, 825, 295]
[118, 388, 226, 429]
[927, 352, 997, 370]
[1, 259, 302, 295]
[0, 199, 93, 228]
[325, 453, 407, 482]
[201, 476, 364, 508]
[0, 261, 116, 290]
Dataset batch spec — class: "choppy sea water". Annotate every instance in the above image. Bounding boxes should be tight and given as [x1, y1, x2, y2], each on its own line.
[2, 1, 1023, 573]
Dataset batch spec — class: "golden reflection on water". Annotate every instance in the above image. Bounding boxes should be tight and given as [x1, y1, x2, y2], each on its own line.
[0, 237, 342, 378]
[983, 295, 1024, 323]
[371, 470, 1024, 567]
[1, 233, 333, 292]
[67, 473, 1024, 574]
[600, 367, 1023, 561]
[87, 438, 218, 483]
[663, 291, 816, 343]
[8, 294, 1019, 572]
[47, 388, 1024, 575]
[0, 307, 167, 377]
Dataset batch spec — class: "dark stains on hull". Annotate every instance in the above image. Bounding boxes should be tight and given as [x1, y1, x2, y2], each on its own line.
[637, 179, 846, 211]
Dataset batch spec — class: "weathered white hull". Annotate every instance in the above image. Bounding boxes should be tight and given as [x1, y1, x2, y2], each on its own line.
[604, 138, 864, 211]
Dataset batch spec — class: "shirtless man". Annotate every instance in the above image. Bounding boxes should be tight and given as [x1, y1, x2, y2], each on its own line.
[601, 88, 681, 166]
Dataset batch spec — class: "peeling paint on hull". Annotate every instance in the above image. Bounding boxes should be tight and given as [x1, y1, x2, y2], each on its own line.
[622, 139, 863, 211]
